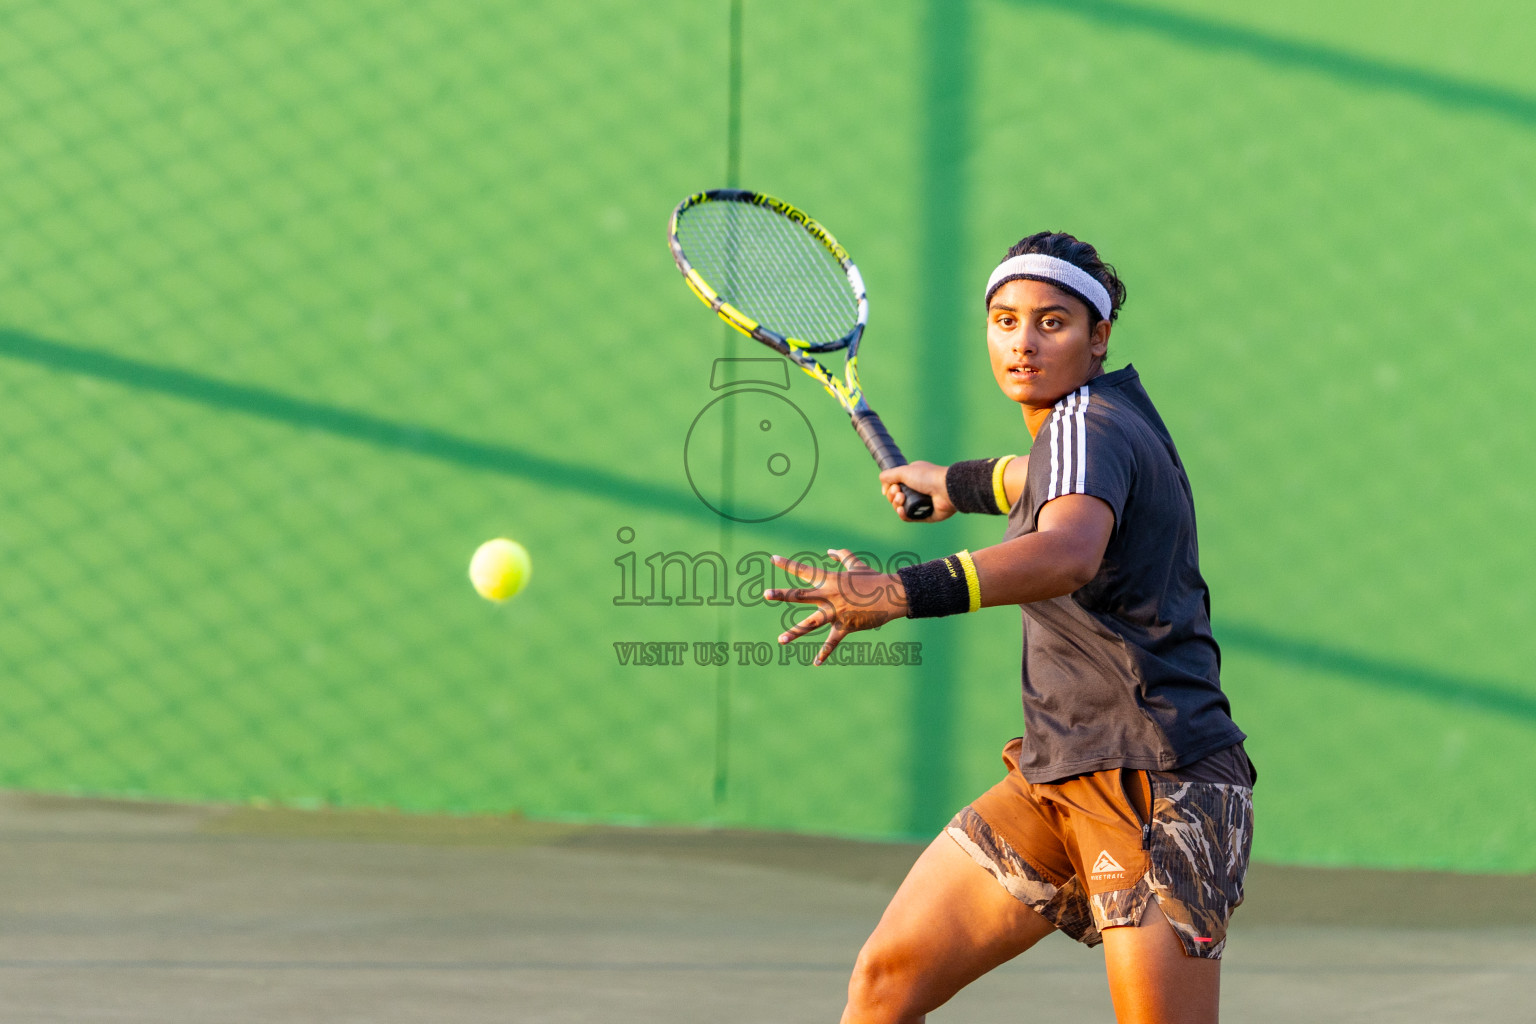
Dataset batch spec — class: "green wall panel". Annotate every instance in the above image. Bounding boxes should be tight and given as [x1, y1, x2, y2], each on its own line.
[0, 0, 1531, 871]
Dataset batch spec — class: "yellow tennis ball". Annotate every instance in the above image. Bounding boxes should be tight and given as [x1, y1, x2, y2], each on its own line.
[469, 538, 531, 602]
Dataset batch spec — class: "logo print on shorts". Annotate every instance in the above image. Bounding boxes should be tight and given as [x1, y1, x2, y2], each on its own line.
[1091, 850, 1125, 877]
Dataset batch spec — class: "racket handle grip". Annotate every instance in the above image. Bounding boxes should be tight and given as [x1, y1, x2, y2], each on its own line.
[852, 409, 934, 520]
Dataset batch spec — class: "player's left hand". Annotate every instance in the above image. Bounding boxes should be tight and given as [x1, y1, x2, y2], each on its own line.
[764, 549, 907, 666]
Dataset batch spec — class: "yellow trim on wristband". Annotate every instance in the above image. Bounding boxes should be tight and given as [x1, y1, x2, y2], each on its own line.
[991, 455, 1017, 514]
[955, 549, 982, 613]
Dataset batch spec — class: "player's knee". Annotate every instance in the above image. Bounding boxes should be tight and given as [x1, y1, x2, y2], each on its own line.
[845, 942, 923, 1022]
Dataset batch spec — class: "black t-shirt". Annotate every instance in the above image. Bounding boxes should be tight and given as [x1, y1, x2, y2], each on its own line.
[1004, 365, 1246, 783]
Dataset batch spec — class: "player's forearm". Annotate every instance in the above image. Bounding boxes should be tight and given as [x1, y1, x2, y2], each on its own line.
[969, 531, 1100, 606]
[943, 456, 1024, 515]
[888, 496, 1111, 616]
[884, 531, 1099, 618]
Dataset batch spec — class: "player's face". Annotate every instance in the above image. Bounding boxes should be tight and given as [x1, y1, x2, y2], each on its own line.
[986, 278, 1110, 415]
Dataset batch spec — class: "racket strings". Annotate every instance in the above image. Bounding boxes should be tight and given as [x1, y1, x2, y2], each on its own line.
[677, 201, 859, 348]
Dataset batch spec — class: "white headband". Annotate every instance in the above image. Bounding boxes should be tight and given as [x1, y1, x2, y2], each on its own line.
[985, 254, 1113, 321]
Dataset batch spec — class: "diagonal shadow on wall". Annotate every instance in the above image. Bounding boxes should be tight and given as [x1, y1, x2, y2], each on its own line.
[1, 327, 1531, 741]
[0, 327, 965, 575]
[1219, 622, 1536, 722]
[1009, 0, 1536, 128]
[0, 326, 853, 550]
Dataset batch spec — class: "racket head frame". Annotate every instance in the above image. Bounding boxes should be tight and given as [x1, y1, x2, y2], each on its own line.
[667, 188, 933, 520]
[668, 189, 871, 414]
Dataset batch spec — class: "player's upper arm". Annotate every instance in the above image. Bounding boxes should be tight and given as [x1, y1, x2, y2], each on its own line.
[1001, 454, 1028, 509]
[1035, 402, 1134, 532]
[1035, 493, 1115, 589]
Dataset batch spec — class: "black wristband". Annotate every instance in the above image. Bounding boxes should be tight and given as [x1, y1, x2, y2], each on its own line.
[897, 553, 979, 619]
[945, 457, 1016, 514]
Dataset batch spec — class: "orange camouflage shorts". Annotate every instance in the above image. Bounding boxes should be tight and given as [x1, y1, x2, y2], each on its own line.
[947, 738, 1254, 959]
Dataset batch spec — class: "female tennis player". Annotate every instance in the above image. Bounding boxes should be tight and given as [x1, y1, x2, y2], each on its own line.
[765, 231, 1253, 1023]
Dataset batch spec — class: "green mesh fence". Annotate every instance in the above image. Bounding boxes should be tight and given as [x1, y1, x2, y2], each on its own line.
[0, 0, 1533, 873]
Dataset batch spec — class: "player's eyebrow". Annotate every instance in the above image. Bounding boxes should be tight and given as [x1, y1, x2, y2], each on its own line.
[987, 302, 1075, 316]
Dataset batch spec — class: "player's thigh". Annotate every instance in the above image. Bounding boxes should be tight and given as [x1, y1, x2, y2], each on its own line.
[848, 833, 1055, 1010]
[1100, 899, 1220, 1024]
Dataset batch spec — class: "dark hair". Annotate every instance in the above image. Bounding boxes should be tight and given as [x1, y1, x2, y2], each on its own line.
[998, 231, 1126, 326]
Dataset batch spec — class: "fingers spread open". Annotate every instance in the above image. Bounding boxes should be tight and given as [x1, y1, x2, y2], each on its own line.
[829, 548, 871, 572]
[771, 554, 828, 587]
[814, 626, 848, 666]
[764, 587, 820, 605]
[778, 610, 829, 644]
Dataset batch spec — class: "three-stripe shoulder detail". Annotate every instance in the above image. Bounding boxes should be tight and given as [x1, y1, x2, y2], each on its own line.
[1045, 385, 1090, 501]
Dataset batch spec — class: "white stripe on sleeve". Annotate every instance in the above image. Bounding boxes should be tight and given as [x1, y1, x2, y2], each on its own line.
[1045, 386, 1090, 501]
[1059, 391, 1076, 498]
[1073, 385, 1089, 493]
[1047, 404, 1062, 500]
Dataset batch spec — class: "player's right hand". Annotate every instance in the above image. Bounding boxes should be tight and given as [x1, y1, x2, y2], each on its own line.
[879, 462, 955, 523]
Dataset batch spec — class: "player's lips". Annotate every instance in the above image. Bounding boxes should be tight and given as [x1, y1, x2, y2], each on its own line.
[1006, 364, 1041, 379]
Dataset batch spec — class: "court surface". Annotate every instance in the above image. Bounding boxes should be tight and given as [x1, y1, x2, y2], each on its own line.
[2, 791, 1532, 1023]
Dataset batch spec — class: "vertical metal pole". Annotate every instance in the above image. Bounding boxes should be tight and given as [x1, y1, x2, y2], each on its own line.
[714, 0, 744, 811]
[907, 0, 970, 833]
[726, 0, 743, 189]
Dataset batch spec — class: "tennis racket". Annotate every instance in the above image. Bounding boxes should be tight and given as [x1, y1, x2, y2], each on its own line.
[667, 189, 933, 520]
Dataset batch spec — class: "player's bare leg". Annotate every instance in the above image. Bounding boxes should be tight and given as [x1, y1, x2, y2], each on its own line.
[1101, 899, 1221, 1024]
[841, 833, 1055, 1024]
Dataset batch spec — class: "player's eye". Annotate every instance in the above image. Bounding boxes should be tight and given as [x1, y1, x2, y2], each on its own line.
[1040, 316, 1061, 329]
